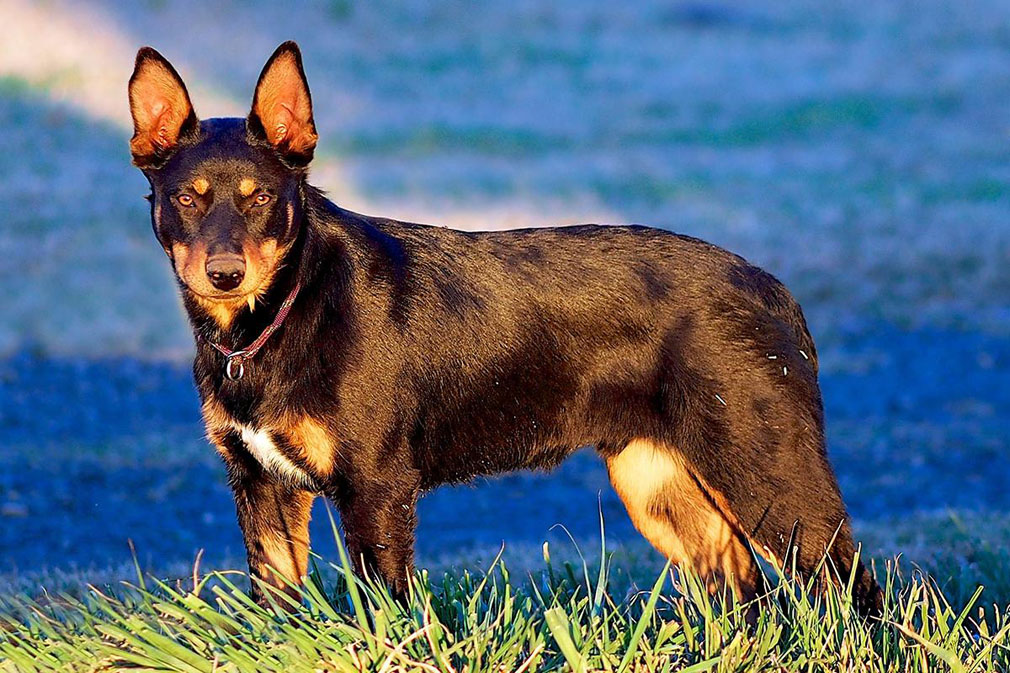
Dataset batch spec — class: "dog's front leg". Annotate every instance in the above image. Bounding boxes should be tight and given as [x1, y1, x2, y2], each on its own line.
[224, 461, 316, 606]
[337, 472, 420, 600]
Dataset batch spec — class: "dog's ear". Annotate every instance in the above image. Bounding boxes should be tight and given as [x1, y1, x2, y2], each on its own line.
[128, 47, 198, 168]
[248, 41, 318, 167]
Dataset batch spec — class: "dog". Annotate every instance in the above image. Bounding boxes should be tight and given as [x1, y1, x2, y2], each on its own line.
[127, 41, 881, 615]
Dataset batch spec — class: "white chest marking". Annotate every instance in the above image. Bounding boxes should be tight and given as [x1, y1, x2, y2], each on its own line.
[237, 424, 316, 488]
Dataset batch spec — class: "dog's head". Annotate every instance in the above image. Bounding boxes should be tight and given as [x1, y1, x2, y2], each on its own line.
[128, 42, 317, 318]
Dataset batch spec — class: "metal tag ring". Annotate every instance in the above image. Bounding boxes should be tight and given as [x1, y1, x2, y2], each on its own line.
[224, 351, 248, 381]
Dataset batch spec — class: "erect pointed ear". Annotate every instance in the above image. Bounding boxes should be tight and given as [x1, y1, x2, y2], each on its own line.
[128, 47, 199, 168]
[248, 41, 318, 167]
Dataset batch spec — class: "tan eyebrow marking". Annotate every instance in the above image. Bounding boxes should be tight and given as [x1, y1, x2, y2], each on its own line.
[239, 178, 257, 197]
[192, 177, 210, 195]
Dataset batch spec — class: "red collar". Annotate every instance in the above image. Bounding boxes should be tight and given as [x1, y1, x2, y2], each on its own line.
[208, 279, 302, 380]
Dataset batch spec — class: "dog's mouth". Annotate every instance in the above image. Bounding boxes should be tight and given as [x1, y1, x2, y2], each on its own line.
[184, 285, 249, 302]
[172, 240, 284, 308]
[180, 276, 271, 311]
[181, 275, 273, 328]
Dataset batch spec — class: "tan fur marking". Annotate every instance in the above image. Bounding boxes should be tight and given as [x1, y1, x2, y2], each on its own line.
[193, 294, 244, 331]
[211, 444, 231, 464]
[259, 535, 301, 584]
[284, 416, 335, 475]
[243, 237, 288, 307]
[259, 239, 278, 261]
[692, 468, 781, 569]
[201, 397, 233, 445]
[239, 178, 257, 197]
[171, 242, 190, 269]
[607, 439, 760, 600]
[256, 491, 314, 586]
[193, 177, 210, 195]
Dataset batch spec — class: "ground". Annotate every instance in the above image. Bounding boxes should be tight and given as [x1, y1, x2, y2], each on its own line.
[0, 0, 1008, 608]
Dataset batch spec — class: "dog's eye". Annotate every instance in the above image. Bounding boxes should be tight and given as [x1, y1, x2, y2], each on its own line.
[253, 193, 272, 207]
[177, 194, 196, 208]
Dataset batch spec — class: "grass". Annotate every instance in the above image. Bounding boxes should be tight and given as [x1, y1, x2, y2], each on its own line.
[3, 521, 1010, 672]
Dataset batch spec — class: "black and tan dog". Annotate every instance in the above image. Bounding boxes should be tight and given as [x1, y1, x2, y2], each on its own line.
[128, 42, 881, 614]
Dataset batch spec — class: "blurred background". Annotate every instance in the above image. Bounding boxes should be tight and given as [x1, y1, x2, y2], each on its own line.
[0, 0, 1008, 596]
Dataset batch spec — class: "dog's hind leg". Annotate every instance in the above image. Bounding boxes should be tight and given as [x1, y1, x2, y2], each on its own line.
[606, 439, 762, 603]
[668, 385, 883, 617]
[641, 306, 883, 616]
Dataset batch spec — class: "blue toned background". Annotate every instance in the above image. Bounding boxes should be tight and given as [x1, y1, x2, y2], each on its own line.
[1, 1, 1008, 590]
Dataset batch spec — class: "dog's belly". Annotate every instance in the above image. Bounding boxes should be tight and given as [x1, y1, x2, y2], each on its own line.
[418, 440, 579, 488]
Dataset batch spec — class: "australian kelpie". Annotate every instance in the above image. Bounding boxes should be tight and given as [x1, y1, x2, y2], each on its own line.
[128, 41, 881, 614]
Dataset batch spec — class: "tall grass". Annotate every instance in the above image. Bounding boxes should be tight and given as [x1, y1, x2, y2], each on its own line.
[2, 530, 1008, 672]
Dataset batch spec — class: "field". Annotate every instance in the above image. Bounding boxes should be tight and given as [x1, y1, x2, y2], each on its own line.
[1, 0, 1009, 669]
[5, 533, 1010, 672]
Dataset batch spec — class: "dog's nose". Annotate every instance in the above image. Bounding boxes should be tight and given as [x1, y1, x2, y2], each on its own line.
[205, 254, 246, 291]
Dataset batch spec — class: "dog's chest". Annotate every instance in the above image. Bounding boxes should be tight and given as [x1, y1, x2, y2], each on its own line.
[235, 424, 317, 488]
[201, 388, 337, 491]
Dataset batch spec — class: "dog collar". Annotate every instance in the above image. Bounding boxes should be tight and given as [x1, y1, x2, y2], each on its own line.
[208, 279, 302, 381]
